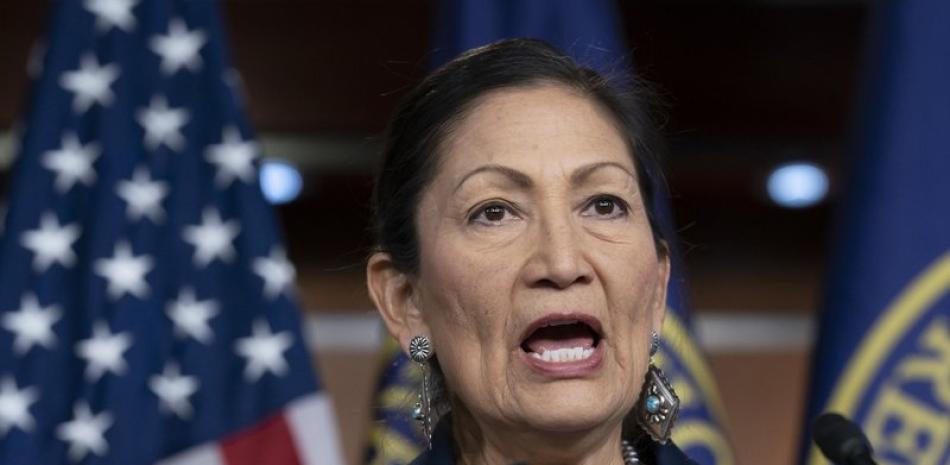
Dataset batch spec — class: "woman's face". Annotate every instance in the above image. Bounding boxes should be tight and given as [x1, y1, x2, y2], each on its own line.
[410, 84, 669, 434]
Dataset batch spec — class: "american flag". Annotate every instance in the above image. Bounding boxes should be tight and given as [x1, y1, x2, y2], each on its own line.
[0, 1, 344, 464]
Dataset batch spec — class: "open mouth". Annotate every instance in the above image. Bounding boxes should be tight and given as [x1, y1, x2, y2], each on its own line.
[520, 317, 603, 363]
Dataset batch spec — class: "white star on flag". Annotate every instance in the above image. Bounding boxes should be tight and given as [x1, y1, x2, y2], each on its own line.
[0, 377, 39, 436]
[182, 208, 240, 267]
[42, 132, 100, 193]
[116, 167, 169, 223]
[83, 0, 138, 32]
[137, 95, 189, 152]
[149, 363, 199, 419]
[234, 319, 293, 382]
[93, 241, 153, 300]
[58, 53, 119, 113]
[253, 247, 296, 299]
[1, 293, 61, 355]
[166, 288, 219, 344]
[205, 126, 258, 187]
[76, 321, 133, 382]
[149, 18, 207, 75]
[56, 402, 113, 462]
[20, 211, 81, 272]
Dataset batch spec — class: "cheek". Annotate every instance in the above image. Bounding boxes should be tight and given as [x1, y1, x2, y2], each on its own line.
[598, 239, 660, 310]
[417, 235, 515, 364]
[596, 240, 662, 366]
[417, 244, 518, 412]
[421, 241, 499, 323]
[620, 260, 660, 311]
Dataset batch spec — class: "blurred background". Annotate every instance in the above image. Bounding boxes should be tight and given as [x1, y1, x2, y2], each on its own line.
[0, 1, 889, 465]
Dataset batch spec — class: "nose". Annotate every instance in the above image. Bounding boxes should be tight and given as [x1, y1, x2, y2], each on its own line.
[522, 213, 594, 289]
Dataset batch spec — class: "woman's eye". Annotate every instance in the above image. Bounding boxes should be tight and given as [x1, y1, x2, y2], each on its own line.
[469, 203, 518, 225]
[483, 205, 506, 221]
[583, 195, 628, 219]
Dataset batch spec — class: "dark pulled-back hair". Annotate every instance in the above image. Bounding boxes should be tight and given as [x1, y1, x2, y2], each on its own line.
[373, 38, 668, 274]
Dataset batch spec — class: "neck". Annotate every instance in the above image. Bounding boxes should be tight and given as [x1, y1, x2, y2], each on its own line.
[451, 403, 627, 465]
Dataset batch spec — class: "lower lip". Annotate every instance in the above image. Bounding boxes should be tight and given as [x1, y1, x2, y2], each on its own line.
[518, 343, 605, 378]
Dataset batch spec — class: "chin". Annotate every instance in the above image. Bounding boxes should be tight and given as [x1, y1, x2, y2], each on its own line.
[513, 380, 628, 433]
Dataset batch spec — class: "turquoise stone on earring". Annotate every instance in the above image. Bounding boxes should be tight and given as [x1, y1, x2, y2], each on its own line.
[645, 395, 661, 414]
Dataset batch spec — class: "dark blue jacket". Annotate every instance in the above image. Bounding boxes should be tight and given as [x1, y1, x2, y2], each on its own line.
[409, 417, 699, 465]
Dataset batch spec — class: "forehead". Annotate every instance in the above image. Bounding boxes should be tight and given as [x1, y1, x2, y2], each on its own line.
[437, 84, 635, 179]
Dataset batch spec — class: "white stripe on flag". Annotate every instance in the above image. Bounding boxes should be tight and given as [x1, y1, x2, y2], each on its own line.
[286, 392, 346, 465]
[156, 442, 225, 465]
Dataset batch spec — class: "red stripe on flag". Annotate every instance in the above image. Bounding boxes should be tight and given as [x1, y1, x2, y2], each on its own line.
[220, 412, 302, 465]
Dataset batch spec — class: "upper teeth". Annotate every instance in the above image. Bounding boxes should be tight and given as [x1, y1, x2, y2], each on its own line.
[531, 347, 595, 362]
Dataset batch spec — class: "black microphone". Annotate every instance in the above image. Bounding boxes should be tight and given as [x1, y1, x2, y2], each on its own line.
[812, 412, 877, 465]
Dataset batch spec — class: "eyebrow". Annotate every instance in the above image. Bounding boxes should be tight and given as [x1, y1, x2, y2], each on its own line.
[453, 164, 533, 193]
[570, 161, 637, 186]
[453, 161, 636, 193]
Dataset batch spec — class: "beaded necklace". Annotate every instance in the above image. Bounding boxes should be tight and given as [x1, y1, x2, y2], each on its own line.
[620, 439, 640, 465]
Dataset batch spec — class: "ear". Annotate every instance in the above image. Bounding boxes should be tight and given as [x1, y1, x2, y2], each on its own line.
[366, 252, 431, 353]
[650, 241, 672, 337]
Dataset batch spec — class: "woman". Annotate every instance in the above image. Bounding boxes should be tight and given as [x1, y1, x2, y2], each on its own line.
[366, 39, 696, 465]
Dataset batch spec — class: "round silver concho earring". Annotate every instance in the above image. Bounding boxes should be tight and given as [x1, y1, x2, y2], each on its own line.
[409, 335, 435, 447]
[635, 330, 680, 444]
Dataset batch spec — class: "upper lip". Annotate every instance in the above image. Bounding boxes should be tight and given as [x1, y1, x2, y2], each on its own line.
[518, 312, 605, 345]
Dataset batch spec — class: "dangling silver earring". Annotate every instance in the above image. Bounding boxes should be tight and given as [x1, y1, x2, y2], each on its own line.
[649, 330, 660, 357]
[636, 330, 680, 443]
[409, 335, 435, 447]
